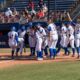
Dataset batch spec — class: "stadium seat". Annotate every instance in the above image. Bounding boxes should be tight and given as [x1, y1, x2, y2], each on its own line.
[5, 0, 79, 12]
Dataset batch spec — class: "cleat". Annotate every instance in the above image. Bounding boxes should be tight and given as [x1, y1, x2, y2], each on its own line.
[77, 55, 80, 59]
[11, 56, 14, 59]
[37, 58, 43, 61]
[72, 54, 75, 57]
[50, 56, 53, 59]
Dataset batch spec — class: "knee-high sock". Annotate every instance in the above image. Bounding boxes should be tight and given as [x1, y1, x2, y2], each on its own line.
[12, 50, 14, 58]
[56, 45, 61, 54]
[41, 49, 44, 55]
[76, 47, 80, 55]
[53, 49, 56, 57]
[49, 48, 53, 57]
[37, 51, 43, 58]
[64, 47, 67, 55]
[16, 48, 20, 56]
[72, 48, 75, 55]
[44, 46, 48, 56]
[64, 47, 70, 55]
[30, 47, 33, 55]
[32, 47, 35, 55]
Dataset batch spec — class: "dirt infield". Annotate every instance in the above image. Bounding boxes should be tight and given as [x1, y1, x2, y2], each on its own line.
[0, 52, 79, 69]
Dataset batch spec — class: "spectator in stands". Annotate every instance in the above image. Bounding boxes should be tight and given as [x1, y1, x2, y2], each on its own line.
[13, 8, 19, 16]
[38, 0, 44, 9]
[37, 9, 45, 19]
[5, 8, 13, 17]
[51, 11, 56, 22]
[28, 0, 35, 10]
[19, 12, 28, 24]
[0, 6, 74, 24]
[13, 16, 20, 23]
[27, 13, 32, 22]
[12, 8, 20, 23]
[42, 3, 48, 13]
[22, 9, 32, 22]
[24, 7, 29, 15]
[61, 11, 68, 21]
[30, 8, 36, 19]
[55, 11, 61, 22]
[8, 15, 14, 23]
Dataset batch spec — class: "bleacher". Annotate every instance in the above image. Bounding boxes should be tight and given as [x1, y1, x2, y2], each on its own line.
[8, 0, 79, 12]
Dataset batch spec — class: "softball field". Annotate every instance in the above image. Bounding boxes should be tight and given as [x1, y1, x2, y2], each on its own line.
[0, 48, 80, 80]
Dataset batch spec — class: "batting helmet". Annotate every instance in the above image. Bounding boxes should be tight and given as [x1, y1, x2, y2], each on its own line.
[11, 26, 16, 31]
[28, 22, 33, 28]
[21, 26, 25, 31]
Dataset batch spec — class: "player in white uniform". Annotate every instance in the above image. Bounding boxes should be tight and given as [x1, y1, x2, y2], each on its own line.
[35, 24, 46, 60]
[47, 19, 58, 59]
[27, 23, 36, 56]
[42, 27, 48, 57]
[8, 26, 18, 59]
[16, 26, 26, 56]
[57, 23, 70, 55]
[75, 23, 80, 58]
[67, 23, 75, 56]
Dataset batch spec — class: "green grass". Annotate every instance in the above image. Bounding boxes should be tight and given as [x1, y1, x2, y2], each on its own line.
[0, 61, 80, 80]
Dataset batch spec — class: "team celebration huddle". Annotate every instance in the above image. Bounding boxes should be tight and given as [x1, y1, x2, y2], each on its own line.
[8, 17, 80, 61]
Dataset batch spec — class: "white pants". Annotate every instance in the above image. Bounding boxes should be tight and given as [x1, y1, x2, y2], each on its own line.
[36, 38, 43, 51]
[8, 40, 17, 50]
[48, 35, 58, 49]
[76, 38, 80, 47]
[42, 37, 48, 49]
[18, 38, 24, 43]
[69, 35, 75, 48]
[18, 38, 24, 53]
[75, 34, 80, 47]
[60, 35, 68, 47]
[29, 36, 36, 48]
